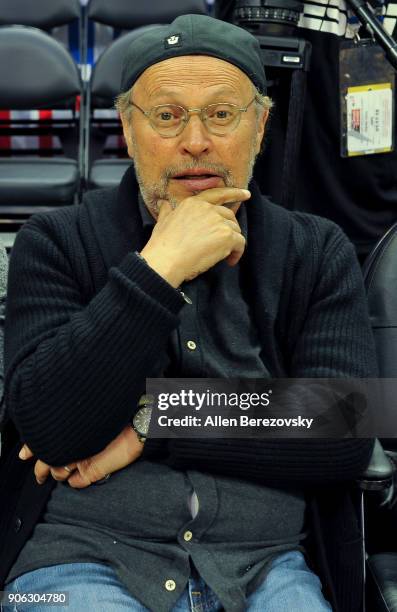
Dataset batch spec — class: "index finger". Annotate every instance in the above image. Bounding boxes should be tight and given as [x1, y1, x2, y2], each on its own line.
[34, 459, 51, 484]
[194, 187, 251, 206]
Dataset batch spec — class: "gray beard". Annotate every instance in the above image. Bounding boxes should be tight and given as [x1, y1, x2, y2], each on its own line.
[131, 142, 257, 216]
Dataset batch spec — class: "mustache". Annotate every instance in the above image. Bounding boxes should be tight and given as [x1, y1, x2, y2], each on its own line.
[163, 161, 233, 185]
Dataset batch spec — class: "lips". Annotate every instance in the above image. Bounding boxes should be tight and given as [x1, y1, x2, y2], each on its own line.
[172, 169, 223, 191]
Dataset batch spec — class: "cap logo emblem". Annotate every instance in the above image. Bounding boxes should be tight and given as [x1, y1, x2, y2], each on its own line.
[164, 34, 183, 49]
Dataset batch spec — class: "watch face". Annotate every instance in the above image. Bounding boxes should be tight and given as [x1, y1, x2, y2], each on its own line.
[133, 406, 152, 437]
[138, 394, 154, 407]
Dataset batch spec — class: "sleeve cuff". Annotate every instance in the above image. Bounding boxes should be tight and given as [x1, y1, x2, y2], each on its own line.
[116, 252, 186, 314]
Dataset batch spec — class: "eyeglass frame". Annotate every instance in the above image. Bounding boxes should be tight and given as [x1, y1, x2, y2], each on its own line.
[128, 96, 259, 137]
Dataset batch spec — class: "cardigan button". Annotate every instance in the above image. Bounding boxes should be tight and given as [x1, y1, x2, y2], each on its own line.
[183, 530, 193, 542]
[14, 517, 22, 532]
[164, 579, 176, 591]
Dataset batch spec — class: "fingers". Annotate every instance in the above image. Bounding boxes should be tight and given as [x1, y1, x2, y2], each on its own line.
[18, 444, 33, 460]
[67, 458, 104, 489]
[214, 205, 237, 221]
[193, 187, 251, 207]
[49, 464, 78, 482]
[215, 207, 241, 233]
[32, 456, 109, 488]
[33, 461, 78, 485]
[226, 232, 246, 267]
[217, 202, 245, 264]
[67, 425, 142, 489]
[157, 189, 250, 214]
[223, 219, 242, 233]
[18, 445, 77, 485]
[67, 471, 90, 489]
[34, 460, 51, 485]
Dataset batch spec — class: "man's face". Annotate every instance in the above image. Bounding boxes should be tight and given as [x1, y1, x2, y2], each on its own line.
[121, 55, 268, 217]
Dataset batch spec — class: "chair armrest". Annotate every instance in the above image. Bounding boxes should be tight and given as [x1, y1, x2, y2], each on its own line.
[357, 439, 394, 491]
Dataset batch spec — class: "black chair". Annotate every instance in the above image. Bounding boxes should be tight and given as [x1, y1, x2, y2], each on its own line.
[361, 222, 397, 611]
[307, 223, 397, 612]
[0, 0, 82, 69]
[0, 26, 83, 228]
[0, 0, 80, 30]
[358, 443, 395, 611]
[85, 27, 160, 190]
[86, 0, 208, 30]
[84, 1, 208, 88]
[84, 1, 208, 190]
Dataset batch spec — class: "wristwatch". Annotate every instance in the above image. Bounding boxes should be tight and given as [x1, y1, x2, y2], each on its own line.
[132, 405, 153, 443]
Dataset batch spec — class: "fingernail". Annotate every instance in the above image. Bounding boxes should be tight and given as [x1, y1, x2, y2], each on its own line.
[36, 478, 44, 485]
[242, 190, 251, 196]
[19, 448, 26, 459]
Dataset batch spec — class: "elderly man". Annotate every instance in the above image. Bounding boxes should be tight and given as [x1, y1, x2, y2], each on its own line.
[1, 14, 376, 612]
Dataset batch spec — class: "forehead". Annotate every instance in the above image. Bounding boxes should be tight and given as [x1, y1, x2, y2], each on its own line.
[133, 55, 253, 101]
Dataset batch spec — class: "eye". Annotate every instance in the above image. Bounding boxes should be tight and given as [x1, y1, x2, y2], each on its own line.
[215, 110, 232, 119]
[159, 112, 173, 121]
[153, 106, 184, 125]
[206, 105, 236, 123]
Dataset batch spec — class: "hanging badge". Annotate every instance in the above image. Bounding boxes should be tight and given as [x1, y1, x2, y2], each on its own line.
[339, 39, 395, 157]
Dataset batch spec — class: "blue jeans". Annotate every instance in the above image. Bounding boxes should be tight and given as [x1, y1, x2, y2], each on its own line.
[2, 551, 332, 611]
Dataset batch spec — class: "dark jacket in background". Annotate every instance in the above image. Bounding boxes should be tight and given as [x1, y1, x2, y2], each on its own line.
[216, 0, 397, 260]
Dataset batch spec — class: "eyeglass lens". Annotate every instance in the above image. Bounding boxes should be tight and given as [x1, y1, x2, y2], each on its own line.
[150, 104, 241, 134]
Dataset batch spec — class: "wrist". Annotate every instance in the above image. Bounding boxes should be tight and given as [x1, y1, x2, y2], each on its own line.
[139, 248, 184, 288]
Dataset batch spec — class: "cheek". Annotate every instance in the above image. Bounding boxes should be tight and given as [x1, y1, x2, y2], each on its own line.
[221, 139, 253, 178]
[136, 133, 174, 173]
[220, 126, 256, 163]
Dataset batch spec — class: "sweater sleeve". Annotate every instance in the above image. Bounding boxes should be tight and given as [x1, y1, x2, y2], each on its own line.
[4, 216, 185, 466]
[164, 222, 377, 486]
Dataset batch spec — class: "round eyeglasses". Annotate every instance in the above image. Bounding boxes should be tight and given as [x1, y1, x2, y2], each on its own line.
[129, 97, 257, 137]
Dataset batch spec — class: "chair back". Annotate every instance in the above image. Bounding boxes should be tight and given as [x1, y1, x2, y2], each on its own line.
[0, 0, 80, 30]
[363, 222, 397, 377]
[0, 26, 82, 218]
[0, 26, 81, 110]
[86, 27, 159, 187]
[88, 0, 208, 29]
[363, 222, 397, 448]
[91, 26, 160, 108]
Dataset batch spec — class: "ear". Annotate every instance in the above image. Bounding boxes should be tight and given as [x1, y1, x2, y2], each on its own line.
[120, 113, 134, 159]
[255, 109, 269, 156]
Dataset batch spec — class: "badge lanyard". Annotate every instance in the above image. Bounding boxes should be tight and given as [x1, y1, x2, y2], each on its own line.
[339, 37, 395, 157]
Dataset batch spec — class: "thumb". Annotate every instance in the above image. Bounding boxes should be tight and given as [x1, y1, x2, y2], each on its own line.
[157, 199, 173, 221]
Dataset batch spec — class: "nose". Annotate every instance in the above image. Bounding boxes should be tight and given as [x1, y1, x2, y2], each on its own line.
[177, 113, 212, 157]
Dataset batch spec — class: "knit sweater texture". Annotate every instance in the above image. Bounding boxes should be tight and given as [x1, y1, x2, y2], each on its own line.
[4, 169, 376, 478]
[1, 168, 378, 610]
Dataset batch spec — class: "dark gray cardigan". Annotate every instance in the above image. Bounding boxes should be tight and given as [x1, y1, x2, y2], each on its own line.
[0, 168, 377, 611]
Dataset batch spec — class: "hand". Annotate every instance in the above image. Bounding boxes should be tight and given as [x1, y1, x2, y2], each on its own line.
[18, 425, 144, 488]
[140, 187, 251, 287]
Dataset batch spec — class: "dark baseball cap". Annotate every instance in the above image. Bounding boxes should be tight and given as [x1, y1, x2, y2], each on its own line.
[120, 14, 266, 94]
